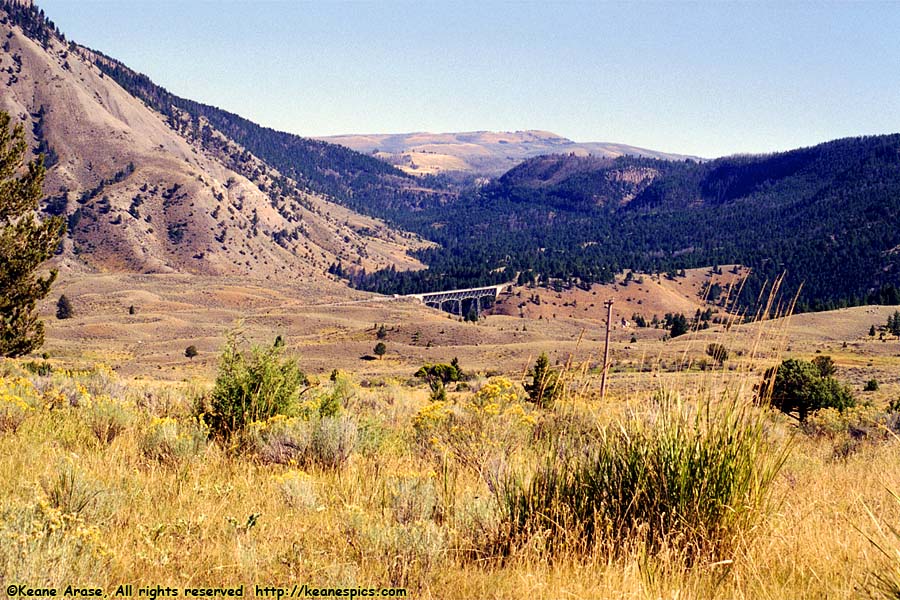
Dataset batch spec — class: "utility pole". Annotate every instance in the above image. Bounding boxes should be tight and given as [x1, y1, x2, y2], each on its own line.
[600, 299, 614, 401]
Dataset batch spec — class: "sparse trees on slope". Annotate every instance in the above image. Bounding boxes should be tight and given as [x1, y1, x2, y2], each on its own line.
[888, 311, 900, 337]
[0, 111, 65, 357]
[668, 313, 689, 338]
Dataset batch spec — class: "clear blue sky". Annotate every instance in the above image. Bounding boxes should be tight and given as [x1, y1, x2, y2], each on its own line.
[37, 0, 900, 158]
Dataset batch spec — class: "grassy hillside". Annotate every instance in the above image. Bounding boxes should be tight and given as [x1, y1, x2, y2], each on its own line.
[77, 49, 452, 221]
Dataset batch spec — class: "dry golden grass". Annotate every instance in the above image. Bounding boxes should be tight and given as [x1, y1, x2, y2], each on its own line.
[6, 268, 898, 597]
[3, 298, 900, 598]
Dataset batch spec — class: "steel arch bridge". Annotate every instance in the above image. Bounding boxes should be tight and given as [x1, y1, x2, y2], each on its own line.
[404, 282, 511, 316]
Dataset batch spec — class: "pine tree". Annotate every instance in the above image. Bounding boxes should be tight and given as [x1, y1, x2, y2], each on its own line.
[889, 311, 900, 337]
[55, 294, 73, 319]
[669, 313, 689, 338]
[525, 352, 559, 407]
[0, 111, 65, 357]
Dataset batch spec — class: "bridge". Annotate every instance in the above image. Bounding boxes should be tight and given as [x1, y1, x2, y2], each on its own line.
[404, 282, 511, 316]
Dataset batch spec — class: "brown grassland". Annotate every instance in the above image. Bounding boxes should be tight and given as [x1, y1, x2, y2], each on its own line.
[2, 269, 900, 599]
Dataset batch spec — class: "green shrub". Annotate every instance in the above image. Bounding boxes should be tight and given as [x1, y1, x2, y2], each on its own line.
[756, 358, 855, 422]
[496, 395, 785, 562]
[524, 353, 559, 408]
[865, 379, 880, 392]
[415, 363, 460, 402]
[303, 372, 354, 418]
[198, 333, 308, 440]
[23, 360, 52, 376]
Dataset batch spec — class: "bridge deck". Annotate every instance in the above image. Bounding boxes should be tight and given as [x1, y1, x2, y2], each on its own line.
[402, 282, 513, 315]
[405, 283, 509, 302]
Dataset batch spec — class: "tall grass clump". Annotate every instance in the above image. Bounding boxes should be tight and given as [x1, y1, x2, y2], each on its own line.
[196, 331, 308, 440]
[140, 416, 208, 465]
[863, 490, 900, 599]
[497, 393, 787, 563]
[40, 460, 101, 517]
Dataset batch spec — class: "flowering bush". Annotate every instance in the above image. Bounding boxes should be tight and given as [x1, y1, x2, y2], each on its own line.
[0, 375, 38, 432]
[413, 377, 535, 472]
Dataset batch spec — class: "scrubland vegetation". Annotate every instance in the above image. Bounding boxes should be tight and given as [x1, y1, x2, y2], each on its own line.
[2, 326, 900, 599]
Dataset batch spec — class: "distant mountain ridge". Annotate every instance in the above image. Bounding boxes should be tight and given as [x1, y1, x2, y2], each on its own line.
[318, 130, 696, 176]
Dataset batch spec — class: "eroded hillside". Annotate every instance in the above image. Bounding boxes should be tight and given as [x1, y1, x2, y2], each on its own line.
[0, 4, 428, 280]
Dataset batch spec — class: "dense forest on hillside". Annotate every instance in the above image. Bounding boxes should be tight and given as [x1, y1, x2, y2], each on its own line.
[5, 1, 899, 311]
[348, 138, 900, 311]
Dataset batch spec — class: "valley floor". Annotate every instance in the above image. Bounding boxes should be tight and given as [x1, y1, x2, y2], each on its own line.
[3, 270, 899, 598]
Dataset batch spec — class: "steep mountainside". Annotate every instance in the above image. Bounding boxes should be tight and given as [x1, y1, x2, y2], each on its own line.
[352, 139, 900, 310]
[0, 1, 427, 279]
[318, 130, 694, 177]
[77, 48, 454, 221]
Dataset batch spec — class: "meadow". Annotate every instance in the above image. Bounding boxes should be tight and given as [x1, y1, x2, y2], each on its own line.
[2, 305, 900, 599]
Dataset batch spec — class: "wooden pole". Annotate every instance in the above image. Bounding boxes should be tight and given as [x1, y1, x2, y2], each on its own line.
[600, 299, 614, 401]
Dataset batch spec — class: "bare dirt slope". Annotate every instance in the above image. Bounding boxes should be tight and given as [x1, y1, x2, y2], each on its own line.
[490, 266, 747, 324]
[318, 130, 696, 177]
[0, 12, 427, 279]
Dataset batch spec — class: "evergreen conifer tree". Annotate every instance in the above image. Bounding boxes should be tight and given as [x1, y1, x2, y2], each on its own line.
[55, 294, 72, 319]
[0, 111, 65, 356]
[525, 352, 559, 407]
